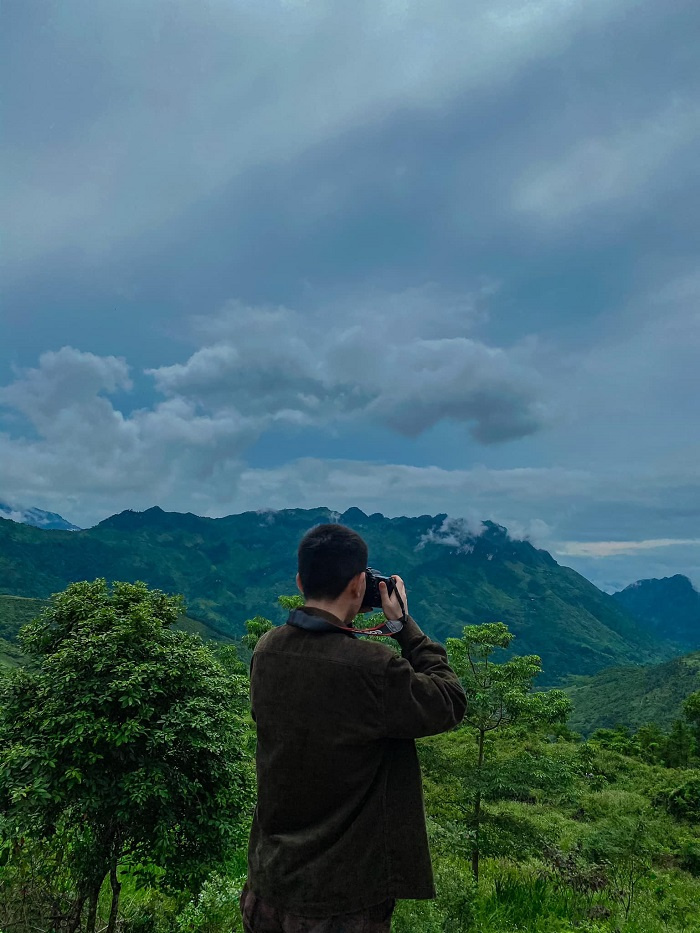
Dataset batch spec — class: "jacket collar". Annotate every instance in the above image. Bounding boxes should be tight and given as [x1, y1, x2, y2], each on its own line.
[286, 606, 358, 638]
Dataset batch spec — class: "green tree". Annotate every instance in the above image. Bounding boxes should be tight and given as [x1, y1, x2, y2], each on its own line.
[445, 622, 571, 881]
[0, 579, 253, 933]
[664, 719, 695, 769]
[683, 690, 700, 753]
[241, 616, 275, 652]
[589, 725, 639, 757]
[635, 722, 668, 765]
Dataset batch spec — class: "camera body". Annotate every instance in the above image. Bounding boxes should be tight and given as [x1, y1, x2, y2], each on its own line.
[362, 567, 396, 610]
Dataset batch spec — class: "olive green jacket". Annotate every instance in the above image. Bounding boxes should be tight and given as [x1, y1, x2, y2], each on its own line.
[245, 607, 467, 916]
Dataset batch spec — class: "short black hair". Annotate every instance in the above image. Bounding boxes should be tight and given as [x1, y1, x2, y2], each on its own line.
[298, 523, 368, 600]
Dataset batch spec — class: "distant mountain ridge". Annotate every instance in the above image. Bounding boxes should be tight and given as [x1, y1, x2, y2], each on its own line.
[612, 574, 700, 649]
[0, 501, 81, 531]
[0, 505, 682, 685]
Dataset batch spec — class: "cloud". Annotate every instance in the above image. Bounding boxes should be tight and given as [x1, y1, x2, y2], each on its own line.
[416, 515, 486, 552]
[151, 293, 548, 443]
[3, 0, 638, 274]
[556, 538, 700, 558]
[513, 100, 700, 223]
[0, 347, 259, 521]
[0, 347, 132, 433]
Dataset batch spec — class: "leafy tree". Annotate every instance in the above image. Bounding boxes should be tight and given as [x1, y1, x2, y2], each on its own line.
[664, 718, 696, 769]
[241, 616, 275, 652]
[277, 594, 304, 612]
[683, 690, 700, 751]
[658, 774, 700, 823]
[445, 622, 571, 880]
[635, 722, 668, 765]
[589, 725, 639, 757]
[0, 579, 253, 933]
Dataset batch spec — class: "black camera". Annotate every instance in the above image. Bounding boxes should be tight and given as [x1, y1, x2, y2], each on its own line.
[362, 567, 396, 610]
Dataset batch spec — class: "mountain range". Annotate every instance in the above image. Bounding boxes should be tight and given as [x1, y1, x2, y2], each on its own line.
[0, 501, 81, 531]
[0, 505, 691, 686]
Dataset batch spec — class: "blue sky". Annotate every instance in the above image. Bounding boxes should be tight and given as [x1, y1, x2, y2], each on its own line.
[2, 0, 700, 591]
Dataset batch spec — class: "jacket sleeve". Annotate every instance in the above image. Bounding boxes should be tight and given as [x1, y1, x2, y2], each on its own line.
[381, 616, 467, 739]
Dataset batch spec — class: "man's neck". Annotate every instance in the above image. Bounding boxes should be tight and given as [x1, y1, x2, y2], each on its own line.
[303, 600, 354, 625]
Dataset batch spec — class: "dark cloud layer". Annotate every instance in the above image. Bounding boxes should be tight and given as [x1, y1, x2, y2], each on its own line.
[2, 0, 700, 590]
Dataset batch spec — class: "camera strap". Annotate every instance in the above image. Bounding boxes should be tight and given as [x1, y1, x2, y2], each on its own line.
[286, 607, 405, 638]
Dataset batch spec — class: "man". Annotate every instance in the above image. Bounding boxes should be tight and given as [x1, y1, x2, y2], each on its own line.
[241, 523, 467, 932]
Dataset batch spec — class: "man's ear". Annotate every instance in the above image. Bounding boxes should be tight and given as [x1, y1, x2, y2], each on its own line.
[350, 570, 366, 599]
[296, 573, 304, 596]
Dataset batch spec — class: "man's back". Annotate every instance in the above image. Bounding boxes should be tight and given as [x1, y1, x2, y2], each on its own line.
[247, 608, 467, 917]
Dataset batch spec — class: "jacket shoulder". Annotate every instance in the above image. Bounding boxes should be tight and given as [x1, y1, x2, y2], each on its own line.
[254, 624, 397, 672]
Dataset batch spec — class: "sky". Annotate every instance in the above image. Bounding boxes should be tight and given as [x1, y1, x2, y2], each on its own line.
[2, 0, 700, 592]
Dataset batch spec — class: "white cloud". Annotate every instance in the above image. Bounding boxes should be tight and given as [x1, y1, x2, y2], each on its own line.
[0, 347, 258, 522]
[556, 538, 700, 558]
[513, 99, 700, 222]
[151, 293, 548, 443]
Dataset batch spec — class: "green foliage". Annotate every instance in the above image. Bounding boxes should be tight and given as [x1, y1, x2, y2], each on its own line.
[656, 774, 700, 822]
[683, 690, 700, 746]
[174, 871, 245, 933]
[447, 622, 572, 736]
[277, 594, 303, 611]
[565, 652, 700, 735]
[443, 622, 572, 881]
[0, 579, 254, 932]
[664, 719, 696, 768]
[581, 814, 658, 919]
[240, 616, 274, 652]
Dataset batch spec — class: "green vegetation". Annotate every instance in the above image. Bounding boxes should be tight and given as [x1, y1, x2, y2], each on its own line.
[445, 621, 571, 879]
[1, 578, 699, 931]
[0, 507, 681, 684]
[0, 580, 254, 932]
[565, 652, 700, 734]
[0, 592, 237, 676]
[0, 594, 47, 640]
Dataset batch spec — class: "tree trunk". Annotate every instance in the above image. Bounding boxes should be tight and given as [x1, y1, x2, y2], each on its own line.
[106, 857, 122, 933]
[471, 728, 486, 883]
[85, 877, 104, 933]
[66, 894, 87, 933]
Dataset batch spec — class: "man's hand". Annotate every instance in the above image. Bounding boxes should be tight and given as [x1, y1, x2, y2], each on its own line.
[380, 575, 408, 621]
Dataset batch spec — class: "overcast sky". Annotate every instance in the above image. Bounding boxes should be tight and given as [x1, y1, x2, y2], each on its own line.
[2, 0, 700, 591]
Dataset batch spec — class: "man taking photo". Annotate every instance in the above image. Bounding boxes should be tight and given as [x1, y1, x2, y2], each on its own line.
[240, 523, 467, 932]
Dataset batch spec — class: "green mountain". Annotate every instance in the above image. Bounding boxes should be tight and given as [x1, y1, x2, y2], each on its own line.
[612, 574, 700, 648]
[564, 651, 700, 734]
[0, 507, 678, 684]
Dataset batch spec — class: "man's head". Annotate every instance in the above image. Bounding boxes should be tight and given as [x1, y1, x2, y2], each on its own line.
[297, 523, 368, 619]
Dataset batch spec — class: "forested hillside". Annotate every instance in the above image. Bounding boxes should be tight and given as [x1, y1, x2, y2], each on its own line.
[0, 508, 680, 684]
[565, 651, 700, 735]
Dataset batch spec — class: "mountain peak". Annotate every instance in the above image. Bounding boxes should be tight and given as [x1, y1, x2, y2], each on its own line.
[613, 574, 700, 648]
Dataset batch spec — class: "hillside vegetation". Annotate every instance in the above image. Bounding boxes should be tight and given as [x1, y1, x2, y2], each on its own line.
[565, 652, 700, 735]
[1, 579, 699, 933]
[0, 508, 680, 684]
